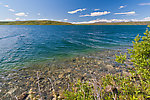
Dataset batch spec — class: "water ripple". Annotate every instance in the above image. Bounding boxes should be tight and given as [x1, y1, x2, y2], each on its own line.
[0, 25, 147, 69]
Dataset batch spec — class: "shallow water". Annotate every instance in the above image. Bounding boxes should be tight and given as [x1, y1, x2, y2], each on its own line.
[0, 25, 147, 70]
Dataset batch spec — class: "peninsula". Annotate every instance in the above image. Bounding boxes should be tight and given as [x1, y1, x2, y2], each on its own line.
[0, 20, 72, 25]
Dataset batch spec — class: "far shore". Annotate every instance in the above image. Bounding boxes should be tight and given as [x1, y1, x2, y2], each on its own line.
[0, 20, 150, 25]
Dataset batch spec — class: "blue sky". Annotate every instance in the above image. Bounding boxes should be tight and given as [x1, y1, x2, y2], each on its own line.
[0, 0, 150, 23]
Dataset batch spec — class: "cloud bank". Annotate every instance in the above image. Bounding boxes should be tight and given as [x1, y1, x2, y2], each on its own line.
[80, 11, 110, 17]
[139, 3, 150, 6]
[68, 8, 86, 14]
[9, 9, 15, 12]
[72, 17, 150, 24]
[114, 11, 135, 15]
[15, 12, 28, 17]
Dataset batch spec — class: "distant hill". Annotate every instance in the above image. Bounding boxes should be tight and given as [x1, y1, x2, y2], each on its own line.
[80, 21, 150, 25]
[0, 20, 150, 25]
[0, 20, 73, 25]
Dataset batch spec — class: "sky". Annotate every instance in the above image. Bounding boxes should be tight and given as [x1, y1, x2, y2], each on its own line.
[0, 0, 150, 23]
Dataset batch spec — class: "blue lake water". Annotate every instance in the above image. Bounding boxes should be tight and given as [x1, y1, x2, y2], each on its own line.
[0, 25, 147, 70]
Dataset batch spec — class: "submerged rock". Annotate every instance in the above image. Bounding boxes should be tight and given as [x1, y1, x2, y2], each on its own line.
[6, 87, 17, 95]
[0, 49, 128, 99]
[17, 92, 29, 100]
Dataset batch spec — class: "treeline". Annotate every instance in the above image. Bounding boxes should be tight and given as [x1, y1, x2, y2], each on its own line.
[0, 20, 72, 25]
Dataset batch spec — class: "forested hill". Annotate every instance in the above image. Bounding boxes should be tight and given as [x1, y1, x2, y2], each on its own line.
[0, 20, 73, 25]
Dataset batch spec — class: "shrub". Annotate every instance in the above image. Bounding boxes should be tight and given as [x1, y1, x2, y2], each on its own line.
[116, 26, 150, 80]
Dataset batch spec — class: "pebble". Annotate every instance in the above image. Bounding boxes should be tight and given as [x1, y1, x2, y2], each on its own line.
[0, 49, 129, 99]
[17, 92, 29, 100]
[106, 65, 114, 69]
[6, 87, 17, 95]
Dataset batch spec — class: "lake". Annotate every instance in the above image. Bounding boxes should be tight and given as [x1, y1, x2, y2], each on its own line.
[0, 25, 147, 70]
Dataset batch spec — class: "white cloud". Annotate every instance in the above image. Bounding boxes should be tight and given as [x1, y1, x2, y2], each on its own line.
[15, 12, 28, 17]
[16, 17, 20, 20]
[15, 18, 26, 21]
[119, 5, 126, 9]
[72, 18, 150, 24]
[114, 11, 135, 15]
[68, 8, 86, 14]
[64, 19, 68, 21]
[9, 9, 15, 12]
[80, 11, 110, 17]
[139, 3, 150, 6]
[144, 17, 150, 21]
[72, 19, 130, 24]
[4, 5, 9, 8]
[94, 9, 100, 11]
[37, 19, 49, 20]
[37, 13, 40, 16]
[4, 18, 13, 21]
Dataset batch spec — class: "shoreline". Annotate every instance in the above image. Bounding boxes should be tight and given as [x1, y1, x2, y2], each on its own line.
[0, 24, 150, 26]
[0, 49, 130, 99]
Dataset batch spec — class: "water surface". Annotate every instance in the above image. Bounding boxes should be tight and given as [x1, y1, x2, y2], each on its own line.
[0, 25, 147, 70]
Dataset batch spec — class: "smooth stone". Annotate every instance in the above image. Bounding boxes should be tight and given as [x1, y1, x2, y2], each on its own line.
[97, 61, 102, 65]
[17, 92, 29, 100]
[58, 73, 64, 79]
[6, 87, 17, 95]
[105, 65, 114, 70]
[64, 68, 71, 73]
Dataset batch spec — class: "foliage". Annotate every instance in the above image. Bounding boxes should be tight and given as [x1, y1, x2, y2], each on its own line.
[115, 53, 127, 64]
[64, 80, 94, 100]
[63, 26, 150, 99]
[116, 26, 150, 79]
[115, 26, 150, 99]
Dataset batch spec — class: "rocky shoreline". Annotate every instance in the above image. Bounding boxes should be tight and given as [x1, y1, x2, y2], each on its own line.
[0, 49, 131, 100]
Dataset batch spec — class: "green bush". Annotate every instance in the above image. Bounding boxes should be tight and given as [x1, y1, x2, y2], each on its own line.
[116, 26, 150, 80]
[64, 80, 94, 100]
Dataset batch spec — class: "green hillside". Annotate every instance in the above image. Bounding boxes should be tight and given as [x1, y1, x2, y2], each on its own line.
[0, 20, 72, 25]
[0, 20, 150, 25]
